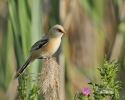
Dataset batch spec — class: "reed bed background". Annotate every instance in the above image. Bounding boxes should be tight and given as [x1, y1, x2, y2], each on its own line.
[0, 0, 125, 100]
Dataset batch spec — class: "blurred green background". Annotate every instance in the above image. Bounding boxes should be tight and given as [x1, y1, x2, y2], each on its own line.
[0, 0, 125, 100]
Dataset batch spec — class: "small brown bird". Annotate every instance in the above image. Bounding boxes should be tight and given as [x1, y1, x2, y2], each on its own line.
[15, 24, 66, 78]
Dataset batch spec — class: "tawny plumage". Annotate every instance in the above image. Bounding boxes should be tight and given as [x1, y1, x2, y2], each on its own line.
[15, 24, 66, 79]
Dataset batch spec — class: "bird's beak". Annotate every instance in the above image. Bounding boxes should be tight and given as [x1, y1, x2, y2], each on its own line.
[62, 30, 66, 34]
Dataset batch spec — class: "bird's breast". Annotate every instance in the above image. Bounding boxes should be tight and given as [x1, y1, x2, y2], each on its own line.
[36, 38, 61, 58]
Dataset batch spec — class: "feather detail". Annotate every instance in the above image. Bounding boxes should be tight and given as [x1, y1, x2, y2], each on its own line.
[14, 57, 32, 79]
[30, 39, 48, 51]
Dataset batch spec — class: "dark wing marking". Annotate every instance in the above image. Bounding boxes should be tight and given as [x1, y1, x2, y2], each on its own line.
[30, 39, 48, 51]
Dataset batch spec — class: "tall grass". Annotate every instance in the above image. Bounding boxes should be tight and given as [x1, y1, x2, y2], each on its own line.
[8, 0, 43, 74]
[0, 0, 42, 99]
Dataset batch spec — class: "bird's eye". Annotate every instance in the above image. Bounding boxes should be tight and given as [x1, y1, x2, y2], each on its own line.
[57, 29, 62, 32]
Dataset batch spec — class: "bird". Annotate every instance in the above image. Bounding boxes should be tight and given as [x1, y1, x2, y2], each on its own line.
[14, 24, 66, 79]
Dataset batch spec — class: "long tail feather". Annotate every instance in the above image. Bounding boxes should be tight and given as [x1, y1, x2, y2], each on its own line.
[14, 57, 31, 79]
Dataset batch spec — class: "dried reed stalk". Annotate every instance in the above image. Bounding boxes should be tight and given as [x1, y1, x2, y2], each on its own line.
[39, 57, 60, 100]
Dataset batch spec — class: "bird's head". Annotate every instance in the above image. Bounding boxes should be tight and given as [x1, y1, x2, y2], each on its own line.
[48, 24, 66, 38]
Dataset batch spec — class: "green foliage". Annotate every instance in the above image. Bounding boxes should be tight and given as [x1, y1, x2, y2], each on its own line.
[18, 75, 28, 100]
[28, 84, 41, 100]
[17, 74, 41, 100]
[73, 93, 91, 100]
[73, 57, 122, 100]
[89, 57, 122, 100]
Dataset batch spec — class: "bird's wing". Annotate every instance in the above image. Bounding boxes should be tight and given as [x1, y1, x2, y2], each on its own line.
[30, 38, 48, 51]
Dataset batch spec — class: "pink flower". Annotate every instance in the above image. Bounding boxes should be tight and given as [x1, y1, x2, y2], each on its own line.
[82, 88, 90, 96]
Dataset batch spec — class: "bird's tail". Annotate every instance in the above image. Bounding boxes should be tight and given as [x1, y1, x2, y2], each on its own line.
[14, 57, 32, 79]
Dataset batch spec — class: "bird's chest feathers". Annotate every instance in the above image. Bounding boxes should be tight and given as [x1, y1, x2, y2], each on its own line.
[42, 38, 61, 55]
